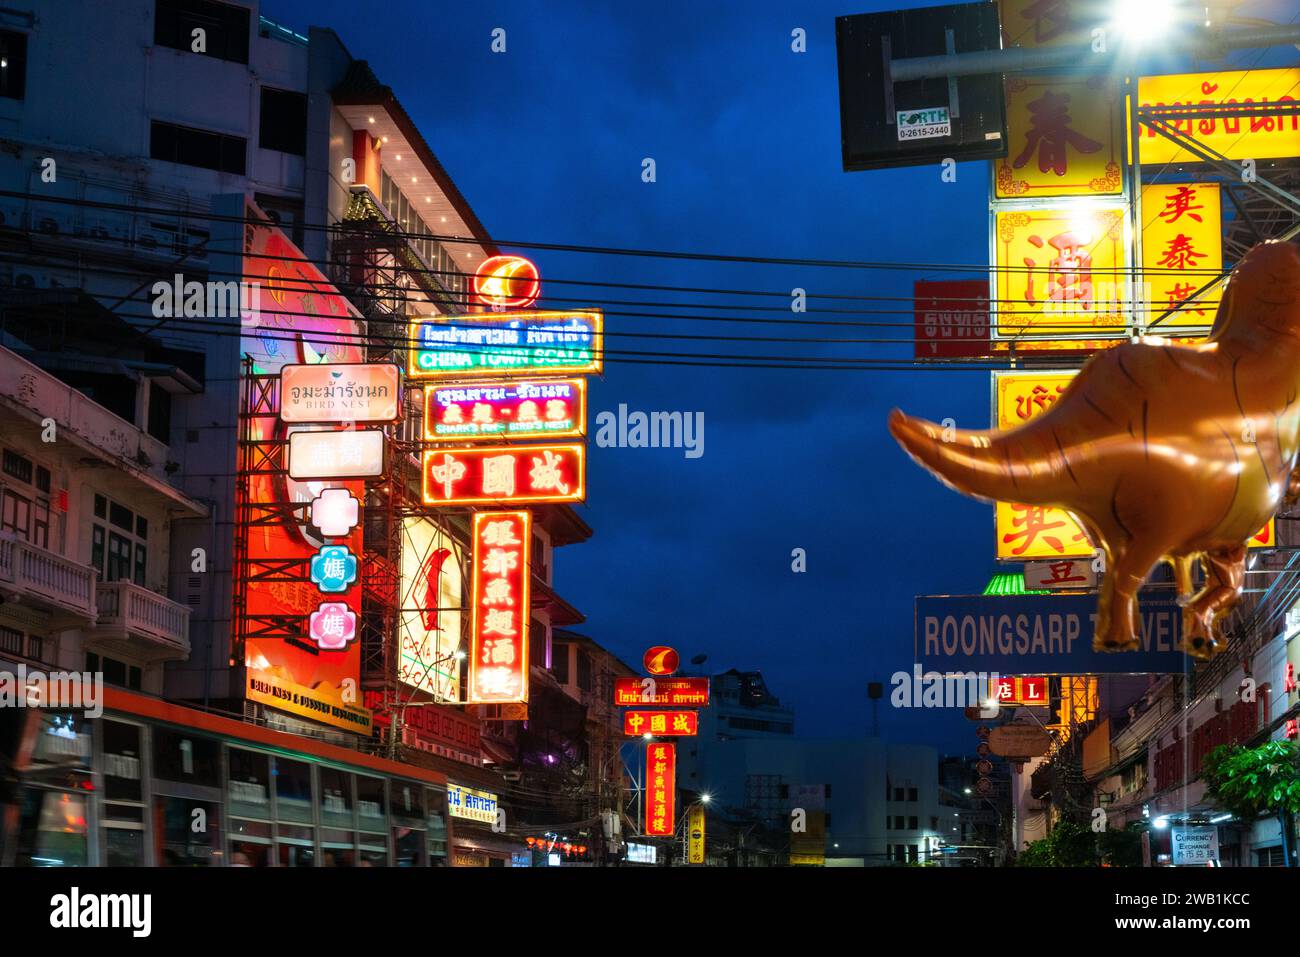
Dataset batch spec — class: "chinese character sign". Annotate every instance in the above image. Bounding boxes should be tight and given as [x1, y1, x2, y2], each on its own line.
[1141, 183, 1222, 327]
[424, 378, 585, 442]
[992, 675, 1048, 706]
[994, 206, 1129, 341]
[422, 444, 585, 506]
[999, 0, 1098, 49]
[310, 545, 358, 593]
[623, 711, 699, 737]
[408, 310, 602, 379]
[645, 742, 676, 837]
[1136, 69, 1300, 165]
[469, 511, 532, 705]
[614, 677, 710, 707]
[996, 75, 1123, 198]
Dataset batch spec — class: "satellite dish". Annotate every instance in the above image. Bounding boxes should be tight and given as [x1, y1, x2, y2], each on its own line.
[690, 654, 708, 665]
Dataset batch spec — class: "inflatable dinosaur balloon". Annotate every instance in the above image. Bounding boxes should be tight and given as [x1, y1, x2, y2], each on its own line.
[890, 240, 1300, 661]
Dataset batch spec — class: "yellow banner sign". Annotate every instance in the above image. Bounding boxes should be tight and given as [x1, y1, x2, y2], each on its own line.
[994, 206, 1129, 342]
[993, 371, 1276, 558]
[1141, 182, 1222, 328]
[1135, 68, 1300, 165]
[996, 75, 1123, 199]
[688, 804, 705, 864]
[999, 0, 1107, 49]
[246, 671, 373, 735]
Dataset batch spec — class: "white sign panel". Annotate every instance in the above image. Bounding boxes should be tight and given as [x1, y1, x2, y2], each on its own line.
[1024, 559, 1099, 590]
[896, 107, 951, 141]
[1171, 826, 1220, 866]
[287, 429, 385, 480]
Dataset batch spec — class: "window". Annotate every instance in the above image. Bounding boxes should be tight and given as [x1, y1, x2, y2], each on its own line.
[907, 787, 918, 802]
[259, 87, 307, 155]
[908, 816, 918, 831]
[151, 120, 246, 175]
[893, 816, 904, 829]
[154, 0, 250, 63]
[87, 653, 142, 691]
[908, 844, 918, 863]
[893, 787, 904, 802]
[153, 728, 220, 786]
[931, 816, 939, 830]
[0, 30, 26, 100]
[577, 650, 593, 692]
[551, 643, 569, 683]
[91, 495, 148, 586]
[227, 748, 271, 821]
[1, 448, 51, 549]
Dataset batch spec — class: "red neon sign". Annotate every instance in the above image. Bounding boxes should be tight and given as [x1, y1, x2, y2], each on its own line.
[993, 675, 1048, 706]
[614, 676, 709, 707]
[624, 710, 698, 737]
[468, 511, 532, 704]
[473, 255, 540, 309]
[642, 646, 679, 676]
[423, 378, 585, 442]
[421, 444, 585, 506]
[645, 742, 676, 837]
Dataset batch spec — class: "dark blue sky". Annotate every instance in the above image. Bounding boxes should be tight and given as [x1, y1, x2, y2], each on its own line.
[262, 0, 1290, 751]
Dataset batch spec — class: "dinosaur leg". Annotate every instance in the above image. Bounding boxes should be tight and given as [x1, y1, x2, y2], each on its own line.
[1182, 543, 1247, 660]
[1170, 553, 1197, 606]
[1093, 539, 1164, 653]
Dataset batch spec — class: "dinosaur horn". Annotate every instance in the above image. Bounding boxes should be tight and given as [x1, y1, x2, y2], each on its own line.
[888, 408, 1026, 504]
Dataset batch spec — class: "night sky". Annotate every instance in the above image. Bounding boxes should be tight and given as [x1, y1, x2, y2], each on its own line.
[263, 0, 1292, 752]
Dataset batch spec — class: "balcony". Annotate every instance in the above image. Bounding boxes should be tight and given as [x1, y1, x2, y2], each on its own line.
[0, 536, 97, 626]
[93, 581, 191, 662]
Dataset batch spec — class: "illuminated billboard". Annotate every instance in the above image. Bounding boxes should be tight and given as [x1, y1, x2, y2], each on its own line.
[399, 518, 464, 700]
[279, 362, 400, 423]
[421, 444, 586, 506]
[239, 212, 371, 734]
[1141, 183, 1222, 327]
[645, 742, 676, 837]
[287, 429, 386, 480]
[468, 511, 532, 705]
[472, 255, 541, 309]
[1135, 68, 1300, 165]
[614, 677, 710, 707]
[408, 310, 602, 379]
[423, 378, 586, 442]
[623, 710, 699, 737]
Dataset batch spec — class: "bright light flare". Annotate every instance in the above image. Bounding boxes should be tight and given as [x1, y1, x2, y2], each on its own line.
[1112, 0, 1180, 42]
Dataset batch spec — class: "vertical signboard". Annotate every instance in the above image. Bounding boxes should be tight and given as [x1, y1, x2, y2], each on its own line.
[240, 214, 371, 734]
[913, 279, 990, 358]
[687, 804, 705, 864]
[1141, 183, 1222, 327]
[645, 742, 676, 837]
[399, 518, 463, 701]
[468, 511, 532, 705]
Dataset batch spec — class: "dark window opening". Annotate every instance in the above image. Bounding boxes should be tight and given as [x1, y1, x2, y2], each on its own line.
[154, 0, 250, 64]
[259, 87, 307, 155]
[0, 30, 27, 100]
[151, 120, 246, 175]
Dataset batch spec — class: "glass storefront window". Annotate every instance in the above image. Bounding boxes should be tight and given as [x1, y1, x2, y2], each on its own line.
[154, 796, 220, 866]
[227, 747, 271, 820]
[393, 824, 425, 866]
[320, 827, 355, 867]
[356, 774, 386, 834]
[104, 825, 145, 866]
[153, 728, 219, 787]
[427, 788, 448, 866]
[390, 780, 424, 825]
[319, 767, 354, 830]
[273, 756, 314, 825]
[14, 787, 88, 866]
[229, 818, 271, 867]
[101, 720, 142, 802]
[276, 823, 315, 868]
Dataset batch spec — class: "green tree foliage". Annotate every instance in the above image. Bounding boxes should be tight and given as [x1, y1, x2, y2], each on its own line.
[1200, 740, 1300, 821]
[1017, 820, 1146, 866]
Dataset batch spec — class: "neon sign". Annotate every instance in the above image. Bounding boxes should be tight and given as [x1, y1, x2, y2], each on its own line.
[423, 378, 585, 442]
[472, 255, 541, 309]
[408, 310, 602, 379]
[469, 511, 532, 704]
[421, 444, 585, 506]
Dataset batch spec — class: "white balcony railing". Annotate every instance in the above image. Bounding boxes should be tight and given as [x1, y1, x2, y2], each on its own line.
[94, 581, 191, 660]
[0, 535, 97, 623]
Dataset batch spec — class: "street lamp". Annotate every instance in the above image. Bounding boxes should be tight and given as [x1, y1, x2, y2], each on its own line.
[1112, 0, 1182, 43]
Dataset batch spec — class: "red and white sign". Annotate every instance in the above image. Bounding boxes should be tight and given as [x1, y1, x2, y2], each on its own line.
[279, 362, 400, 424]
[914, 279, 990, 359]
[615, 676, 710, 707]
[1024, 558, 1098, 590]
[309, 602, 357, 651]
[645, 742, 676, 837]
[288, 429, 386, 480]
[624, 710, 698, 736]
[422, 444, 585, 506]
[642, 646, 679, 676]
[993, 675, 1049, 706]
[469, 511, 532, 704]
[473, 255, 541, 309]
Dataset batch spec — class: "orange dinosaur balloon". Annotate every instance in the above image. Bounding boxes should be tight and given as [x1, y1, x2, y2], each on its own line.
[890, 240, 1300, 661]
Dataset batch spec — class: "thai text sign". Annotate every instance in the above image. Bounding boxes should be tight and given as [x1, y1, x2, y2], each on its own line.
[422, 444, 585, 506]
[448, 783, 499, 824]
[914, 279, 990, 359]
[915, 593, 1190, 674]
[408, 310, 602, 378]
[615, 677, 710, 707]
[623, 710, 699, 737]
[645, 742, 676, 837]
[279, 363, 400, 423]
[1136, 68, 1300, 165]
[469, 511, 532, 704]
[424, 378, 585, 441]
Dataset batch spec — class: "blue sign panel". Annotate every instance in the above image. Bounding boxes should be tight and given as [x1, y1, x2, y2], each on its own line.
[915, 593, 1189, 675]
